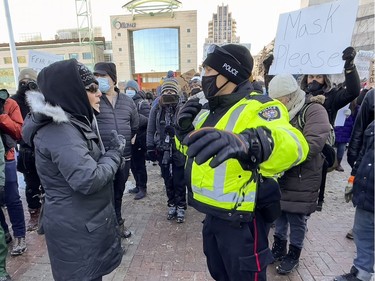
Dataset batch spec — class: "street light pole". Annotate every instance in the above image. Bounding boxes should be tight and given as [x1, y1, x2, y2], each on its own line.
[3, 0, 19, 87]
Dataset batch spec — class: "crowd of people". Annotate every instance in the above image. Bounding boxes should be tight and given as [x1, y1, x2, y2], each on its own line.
[0, 42, 372, 281]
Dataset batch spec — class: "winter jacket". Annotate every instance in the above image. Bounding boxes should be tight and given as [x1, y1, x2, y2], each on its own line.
[21, 59, 123, 281]
[278, 98, 331, 215]
[347, 89, 374, 168]
[334, 112, 356, 144]
[351, 120, 374, 213]
[96, 91, 139, 159]
[0, 98, 23, 160]
[147, 100, 185, 167]
[300, 67, 360, 126]
[132, 91, 151, 150]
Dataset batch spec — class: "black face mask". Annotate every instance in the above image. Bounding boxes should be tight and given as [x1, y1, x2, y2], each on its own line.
[202, 74, 230, 99]
[307, 80, 324, 93]
[17, 82, 29, 95]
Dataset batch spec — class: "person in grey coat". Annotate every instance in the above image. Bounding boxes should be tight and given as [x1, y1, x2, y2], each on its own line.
[21, 59, 125, 281]
[94, 62, 139, 238]
[268, 74, 331, 275]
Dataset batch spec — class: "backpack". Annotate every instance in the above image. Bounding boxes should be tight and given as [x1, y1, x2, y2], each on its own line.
[297, 103, 338, 172]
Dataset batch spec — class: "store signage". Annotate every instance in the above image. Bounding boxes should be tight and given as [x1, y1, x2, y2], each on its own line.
[113, 18, 136, 29]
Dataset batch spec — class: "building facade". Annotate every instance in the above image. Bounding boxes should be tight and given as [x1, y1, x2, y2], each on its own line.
[110, 10, 197, 91]
[0, 37, 106, 91]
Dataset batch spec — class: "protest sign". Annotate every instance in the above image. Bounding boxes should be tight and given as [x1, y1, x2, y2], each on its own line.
[269, 0, 359, 75]
[354, 50, 374, 81]
[28, 50, 64, 73]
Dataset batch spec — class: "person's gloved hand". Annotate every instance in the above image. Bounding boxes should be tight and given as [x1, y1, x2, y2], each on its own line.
[165, 125, 175, 137]
[146, 147, 158, 162]
[345, 175, 355, 203]
[0, 186, 5, 207]
[176, 98, 202, 131]
[108, 130, 126, 155]
[183, 128, 249, 168]
[263, 54, 274, 70]
[342, 47, 356, 70]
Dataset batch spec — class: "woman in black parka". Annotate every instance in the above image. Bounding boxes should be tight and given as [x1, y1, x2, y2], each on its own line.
[22, 59, 124, 281]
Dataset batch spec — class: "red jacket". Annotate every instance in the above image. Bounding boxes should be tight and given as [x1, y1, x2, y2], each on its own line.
[0, 99, 23, 160]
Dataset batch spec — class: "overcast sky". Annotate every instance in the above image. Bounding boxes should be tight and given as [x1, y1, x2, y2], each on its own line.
[0, 0, 301, 62]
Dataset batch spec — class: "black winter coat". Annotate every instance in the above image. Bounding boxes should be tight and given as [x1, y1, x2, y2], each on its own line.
[347, 89, 374, 167]
[132, 92, 151, 150]
[300, 67, 360, 126]
[96, 92, 139, 159]
[351, 120, 374, 213]
[22, 91, 123, 281]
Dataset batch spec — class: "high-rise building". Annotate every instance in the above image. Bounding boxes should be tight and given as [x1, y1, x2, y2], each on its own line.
[205, 4, 240, 44]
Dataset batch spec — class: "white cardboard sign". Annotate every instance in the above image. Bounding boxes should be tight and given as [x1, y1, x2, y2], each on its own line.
[269, 0, 359, 75]
[28, 50, 64, 73]
[354, 50, 375, 81]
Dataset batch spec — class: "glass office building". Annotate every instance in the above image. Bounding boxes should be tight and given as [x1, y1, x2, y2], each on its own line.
[131, 28, 180, 73]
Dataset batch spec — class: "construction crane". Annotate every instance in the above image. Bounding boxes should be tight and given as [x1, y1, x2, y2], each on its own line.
[75, 0, 96, 68]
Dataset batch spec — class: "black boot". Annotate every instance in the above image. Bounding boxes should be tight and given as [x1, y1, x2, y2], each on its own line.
[276, 244, 301, 274]
[134, 188, 146, 200]
[271, 235, 287, 262]
[129, 187, 139, 194]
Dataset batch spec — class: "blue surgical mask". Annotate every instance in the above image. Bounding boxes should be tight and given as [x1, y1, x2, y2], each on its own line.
[126, 89, 136, 98]
[96, 77, 110, 93]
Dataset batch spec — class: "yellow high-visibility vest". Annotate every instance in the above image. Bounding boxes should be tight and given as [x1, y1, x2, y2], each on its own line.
[177, 93, 309, 214]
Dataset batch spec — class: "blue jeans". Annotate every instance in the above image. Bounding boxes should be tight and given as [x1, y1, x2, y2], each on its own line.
[274, 211, 307, 249]
[0, 161, 26, 237]
[353, 208, 374, 281]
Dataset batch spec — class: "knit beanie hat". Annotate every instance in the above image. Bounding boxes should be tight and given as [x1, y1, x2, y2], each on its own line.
[126, 80, 139, 92]
[77, 62, 97, 86]
[269, 73, 306, 120]
[203, 44, 253, 85]
[161, 78, 180, 94]
[18, 68, 37, 82]
[93, 62, 117, 84]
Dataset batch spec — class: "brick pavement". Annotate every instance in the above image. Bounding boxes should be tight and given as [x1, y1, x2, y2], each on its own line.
[6, 158, 356, 281]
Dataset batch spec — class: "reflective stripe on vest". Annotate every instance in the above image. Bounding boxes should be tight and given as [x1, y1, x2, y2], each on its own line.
[191, 102, 256, 211]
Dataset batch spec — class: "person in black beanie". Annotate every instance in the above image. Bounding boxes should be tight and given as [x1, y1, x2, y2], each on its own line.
[174, 44, 309, 281]
[94, 62, 139, 238]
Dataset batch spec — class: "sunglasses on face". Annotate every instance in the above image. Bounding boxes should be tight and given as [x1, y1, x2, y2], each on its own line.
[207, 44, 242, 66]
[85, 83, 99, 94]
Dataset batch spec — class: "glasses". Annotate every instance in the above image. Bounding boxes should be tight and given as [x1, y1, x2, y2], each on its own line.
[85, 83, 99, 94]
[207, 44, 242, 66]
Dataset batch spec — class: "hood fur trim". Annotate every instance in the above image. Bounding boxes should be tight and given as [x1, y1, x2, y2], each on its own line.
[26, 91, 69, 123]
[310, 94, 325, 104]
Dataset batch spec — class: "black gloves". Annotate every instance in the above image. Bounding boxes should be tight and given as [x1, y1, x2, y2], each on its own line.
[176, 98, 202, 131]
[108, 130, 126, 155]
[146, 147, 157, 162]
[342, 47, 356, 70]
[165, 125, 175, 137]
[183, 128, 250, 168]
[263, 54, 274, 71]
[0, 186, 5, 207]
[183, 127, 274, 169]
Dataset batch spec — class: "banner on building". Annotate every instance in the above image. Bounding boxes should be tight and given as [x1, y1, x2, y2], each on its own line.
[28, 50, 64, 73]
[269, 0, 359, 75]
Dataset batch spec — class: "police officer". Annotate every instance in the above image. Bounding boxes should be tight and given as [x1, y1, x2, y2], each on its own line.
[174, 44, 309, 281]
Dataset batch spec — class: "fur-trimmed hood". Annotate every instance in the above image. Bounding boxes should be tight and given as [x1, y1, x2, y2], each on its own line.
[22, 91, 69, 148]
[307, 94, 326, 105]
[300, 74, 333, 94]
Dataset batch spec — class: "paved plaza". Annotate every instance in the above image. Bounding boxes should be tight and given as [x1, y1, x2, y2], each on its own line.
[7, 158, 356, 281]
